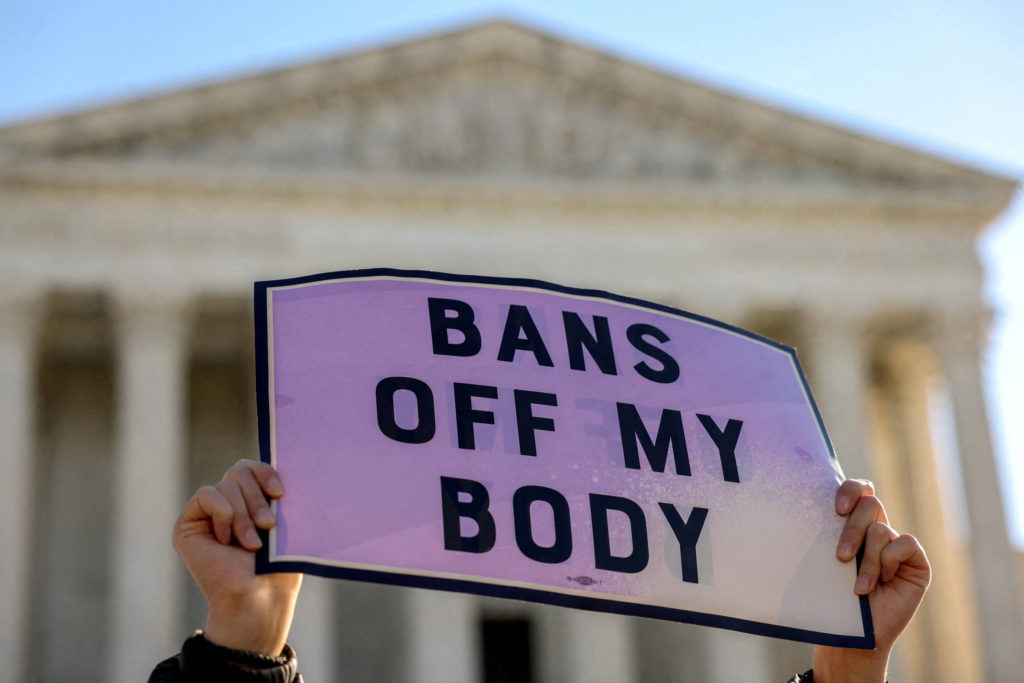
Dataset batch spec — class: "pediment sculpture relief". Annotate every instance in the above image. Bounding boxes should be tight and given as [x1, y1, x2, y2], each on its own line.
[60, 59, 874, 188]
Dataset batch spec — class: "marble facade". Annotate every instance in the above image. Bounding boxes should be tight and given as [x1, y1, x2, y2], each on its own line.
[1, 21, 1021, 683]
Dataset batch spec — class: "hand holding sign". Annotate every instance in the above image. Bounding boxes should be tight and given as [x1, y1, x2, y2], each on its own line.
[811, 479, 930, 683]
[172, 460, 301, 656]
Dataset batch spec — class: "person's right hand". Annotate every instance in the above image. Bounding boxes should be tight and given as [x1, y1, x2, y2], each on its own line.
[172, 459, 302, 656]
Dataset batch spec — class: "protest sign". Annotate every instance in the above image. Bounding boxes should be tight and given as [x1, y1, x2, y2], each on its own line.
[255, 268, 873, 648]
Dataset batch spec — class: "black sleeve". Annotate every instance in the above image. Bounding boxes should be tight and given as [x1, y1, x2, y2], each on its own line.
[786, 670, 813, 683]
[147, 632, 301, 683]
[148, 654, 184, 683]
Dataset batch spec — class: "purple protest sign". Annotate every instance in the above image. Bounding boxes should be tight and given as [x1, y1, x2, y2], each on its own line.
[255, 268, 872, 648]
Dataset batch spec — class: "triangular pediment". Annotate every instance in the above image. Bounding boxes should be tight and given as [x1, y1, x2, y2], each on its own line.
[0, 21, 1013, 199]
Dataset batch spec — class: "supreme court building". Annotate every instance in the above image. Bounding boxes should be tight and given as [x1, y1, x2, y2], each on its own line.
[1, 20, 1022, 683]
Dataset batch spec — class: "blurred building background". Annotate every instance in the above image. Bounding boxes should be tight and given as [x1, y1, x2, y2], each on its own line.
[1, 20, 1022, 683]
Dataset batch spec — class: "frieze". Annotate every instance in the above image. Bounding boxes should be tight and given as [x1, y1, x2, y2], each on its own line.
[56, 60, 903, 190]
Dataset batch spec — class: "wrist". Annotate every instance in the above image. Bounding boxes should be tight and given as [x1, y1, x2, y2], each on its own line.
[812, 645, 890, 683]
[205, 586, 299, 656]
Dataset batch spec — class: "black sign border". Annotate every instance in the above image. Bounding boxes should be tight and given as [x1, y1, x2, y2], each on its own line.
[254, 267, 874, 650]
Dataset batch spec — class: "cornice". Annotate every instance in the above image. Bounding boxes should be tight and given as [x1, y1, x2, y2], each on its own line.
[0, 158, 1010, 223]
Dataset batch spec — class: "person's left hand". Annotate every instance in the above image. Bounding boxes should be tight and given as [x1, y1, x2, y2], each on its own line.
[811, 479, 930, 683]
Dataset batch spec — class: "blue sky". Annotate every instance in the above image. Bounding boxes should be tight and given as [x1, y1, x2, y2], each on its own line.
[3, 0, 1022, 546]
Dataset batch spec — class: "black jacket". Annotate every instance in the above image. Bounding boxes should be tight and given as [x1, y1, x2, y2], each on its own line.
[148, 632, 302, 683]
[151, 632, 816, 682]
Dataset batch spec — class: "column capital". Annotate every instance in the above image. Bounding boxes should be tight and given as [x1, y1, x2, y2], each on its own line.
[704, 297, 751, 329]
[806, 304, 872, 329]
[0, 285, 46, 344]
[929, 307, 990, 359]
[805, 307, 873, 358]
[112, 288, 194, 345]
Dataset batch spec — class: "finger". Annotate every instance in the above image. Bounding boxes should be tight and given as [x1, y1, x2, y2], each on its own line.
[837, 493, 888, 561]
[188, 485, 234, 545]
[230, 459, 284, 498]
[836, 479, 875, 516]
[880, 533, 930, 584]
[224, 464, 276, 529]
[856, 522, 898, 595]
[215, 480, 263, 550]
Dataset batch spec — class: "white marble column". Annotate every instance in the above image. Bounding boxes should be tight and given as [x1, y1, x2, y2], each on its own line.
[874, 341, 983, 682]
[560, 609, 636, 683]
[805, 310, 873, 481]
[0, 288, 43, 683]
[406, 590, 479, 683]
[109, 292, 191, 683]
[935, 315, 1024, 682]
[287, 575, 336, 681]
[704, 629, 774, 681]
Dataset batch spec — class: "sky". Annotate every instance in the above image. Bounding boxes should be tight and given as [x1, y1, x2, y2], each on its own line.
[2, 0, 1022, 547]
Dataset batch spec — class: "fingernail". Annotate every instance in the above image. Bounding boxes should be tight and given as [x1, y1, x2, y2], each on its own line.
[257, 509, 274, 526]
[837, 496, 850, 514]
[856, 572, 871, 593]
[246, 530, 262, 548]
[838, 542, 854, 560]
[268, 477, 284, 496]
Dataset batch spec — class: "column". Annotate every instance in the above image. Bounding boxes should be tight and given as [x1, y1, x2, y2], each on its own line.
[805, 310, 873, 481]
[287, 576, 336, 681]
[0, 288, 43, 683]
[935, 314, 1024, 682]
[406, 590, 479, 683]
[560, 610, 636, 683]
[629, 621, 705, 682]
[109, 291, 191, 683]
[875, 342, 982, 682]
[704, 629, 774, 681]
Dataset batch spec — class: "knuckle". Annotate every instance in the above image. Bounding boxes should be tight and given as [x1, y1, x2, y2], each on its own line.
[240, 482, 266, 504]
[858, 495, 883, 515]
[212, 503, 234, 522]
[898, 534, 921, 554]
[867, 521, 890, 541]
[231, 468, 260, 488]
[225, 460, 257, 478]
